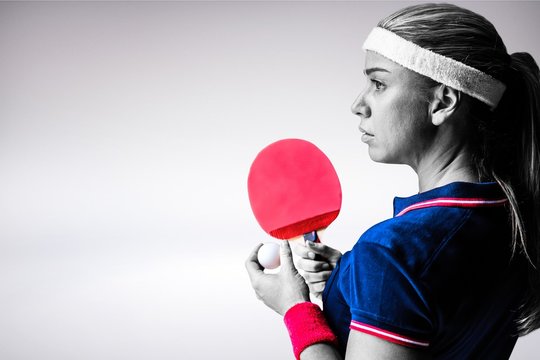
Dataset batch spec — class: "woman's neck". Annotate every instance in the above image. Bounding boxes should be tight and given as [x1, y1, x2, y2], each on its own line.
[414, 142, 478, 193]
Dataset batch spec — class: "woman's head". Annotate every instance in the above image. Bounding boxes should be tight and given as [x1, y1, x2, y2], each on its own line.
[359, 2, 540, 335]
[367, 3, 538, 181]
[351, 3, 498, 169]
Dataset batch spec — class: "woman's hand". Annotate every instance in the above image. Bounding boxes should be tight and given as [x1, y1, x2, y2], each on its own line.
[293, 241, 342, 298]
[245, 241, 310, 316]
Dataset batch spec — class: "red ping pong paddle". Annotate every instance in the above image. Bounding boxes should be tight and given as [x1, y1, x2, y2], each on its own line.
[247, 139, 342, 242]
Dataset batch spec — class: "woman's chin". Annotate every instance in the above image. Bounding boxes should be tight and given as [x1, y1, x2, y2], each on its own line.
[367, 148, 386, 163]
[367, 148, 400, 165]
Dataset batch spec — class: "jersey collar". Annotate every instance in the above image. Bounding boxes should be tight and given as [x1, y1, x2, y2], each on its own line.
[393, 182, 508, 217]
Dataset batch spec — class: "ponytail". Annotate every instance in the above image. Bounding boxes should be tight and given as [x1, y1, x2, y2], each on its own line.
[469, 51, 540, 335]
[503, 52, 540, 335]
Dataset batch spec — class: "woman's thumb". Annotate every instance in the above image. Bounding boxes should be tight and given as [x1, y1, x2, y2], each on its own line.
[306, 240, 329, 254]
[279, 241, 296, 270]
[306, 241, 341, 262]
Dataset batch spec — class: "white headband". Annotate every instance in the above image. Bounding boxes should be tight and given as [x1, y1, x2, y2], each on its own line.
[362, 27, 506, 109]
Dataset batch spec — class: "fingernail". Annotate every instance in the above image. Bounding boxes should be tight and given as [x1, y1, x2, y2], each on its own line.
[322, 263, 331, 269]
[308, 252, 315, 259]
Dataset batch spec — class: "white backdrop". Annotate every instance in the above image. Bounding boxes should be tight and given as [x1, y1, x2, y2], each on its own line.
[1, 1, 539, 359]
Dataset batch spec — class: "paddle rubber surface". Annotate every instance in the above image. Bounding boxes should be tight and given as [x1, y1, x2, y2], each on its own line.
[247, 139, 342, 240]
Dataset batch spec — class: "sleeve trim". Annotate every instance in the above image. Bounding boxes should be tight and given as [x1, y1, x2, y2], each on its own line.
[349, 320, 430, 348]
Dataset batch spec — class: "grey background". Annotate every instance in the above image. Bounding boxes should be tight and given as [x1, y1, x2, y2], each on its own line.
[1, 1, 539, 359]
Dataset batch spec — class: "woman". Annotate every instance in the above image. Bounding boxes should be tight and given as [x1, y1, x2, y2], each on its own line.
[245, 3, 540, 359]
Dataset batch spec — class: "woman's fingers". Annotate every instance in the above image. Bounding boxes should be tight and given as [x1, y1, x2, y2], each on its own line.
[296, 256, 331, 272]
[279, 240, 296, 271]
[291, 242, 336, 297]
[293, 243, 317, 259]
[245, 241, 310, 315]
[303, 269, 333, 283]
[305, 241, 342, 265]
[293, 241, 342, 268]
[307, 281, 327, 294]
[245, 243, 264, 283]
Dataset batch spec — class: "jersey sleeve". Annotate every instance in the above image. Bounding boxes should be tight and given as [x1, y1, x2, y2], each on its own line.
[341, 239, 433, 349]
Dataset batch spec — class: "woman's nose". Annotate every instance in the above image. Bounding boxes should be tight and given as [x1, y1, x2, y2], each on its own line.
[351, 91, 370, 118]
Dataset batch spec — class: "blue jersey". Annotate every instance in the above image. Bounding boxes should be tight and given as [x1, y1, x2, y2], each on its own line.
[322, 182, 528, 359]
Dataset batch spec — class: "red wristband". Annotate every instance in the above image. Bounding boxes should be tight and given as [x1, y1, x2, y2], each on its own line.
[283, 302, 339, 359]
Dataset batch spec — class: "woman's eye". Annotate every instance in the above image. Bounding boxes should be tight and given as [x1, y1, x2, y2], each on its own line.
[371, 79, 384, 90]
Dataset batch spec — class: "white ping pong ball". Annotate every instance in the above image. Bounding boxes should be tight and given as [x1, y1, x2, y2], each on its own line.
[257, 243, 281, 269]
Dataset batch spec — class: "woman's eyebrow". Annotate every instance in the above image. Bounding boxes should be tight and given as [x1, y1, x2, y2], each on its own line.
[364, 67, 391, 75]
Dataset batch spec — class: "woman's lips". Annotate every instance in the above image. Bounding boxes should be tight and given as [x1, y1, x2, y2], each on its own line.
[361, 133, 374, 143]
[359, 126, 374, 142]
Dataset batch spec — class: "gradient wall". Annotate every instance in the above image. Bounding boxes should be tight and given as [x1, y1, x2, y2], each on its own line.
[1, 1, 539, 359]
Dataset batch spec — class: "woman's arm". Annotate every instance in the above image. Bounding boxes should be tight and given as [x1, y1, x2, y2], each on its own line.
[298, 331, 430, 359]
[246, 242, 431, 360]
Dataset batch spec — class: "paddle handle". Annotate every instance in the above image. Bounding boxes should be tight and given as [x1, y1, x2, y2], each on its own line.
[302, 229, 325, 243]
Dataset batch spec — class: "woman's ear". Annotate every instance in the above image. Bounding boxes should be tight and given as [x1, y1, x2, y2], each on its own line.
[430, 85, 460, 126]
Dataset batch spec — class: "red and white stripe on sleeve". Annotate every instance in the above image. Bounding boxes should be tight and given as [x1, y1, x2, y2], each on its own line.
[350, 320, 430, 348]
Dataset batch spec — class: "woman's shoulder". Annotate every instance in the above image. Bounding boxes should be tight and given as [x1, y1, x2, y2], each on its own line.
[359, 205, 471, 247]
[349, 205, 500, 274]
[349, 200, 512, 279]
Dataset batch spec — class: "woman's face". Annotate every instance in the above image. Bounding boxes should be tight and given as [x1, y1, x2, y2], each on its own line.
[351, 51, 435, 168]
